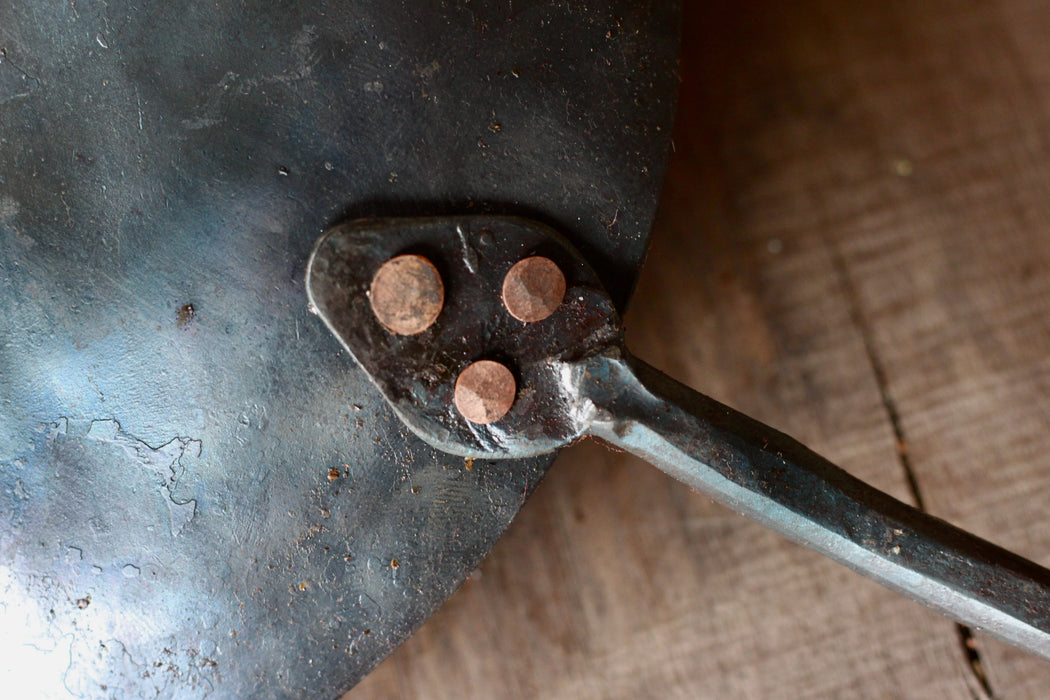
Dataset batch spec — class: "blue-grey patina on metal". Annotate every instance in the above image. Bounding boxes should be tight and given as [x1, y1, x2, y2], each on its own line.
[0, 1, 680, 697]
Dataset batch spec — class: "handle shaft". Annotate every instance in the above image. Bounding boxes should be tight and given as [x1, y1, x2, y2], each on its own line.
[576, 349, 1050, 658]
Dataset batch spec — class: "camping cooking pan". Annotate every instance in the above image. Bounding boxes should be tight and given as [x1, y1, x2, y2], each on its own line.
[3, 2, 1050, 698]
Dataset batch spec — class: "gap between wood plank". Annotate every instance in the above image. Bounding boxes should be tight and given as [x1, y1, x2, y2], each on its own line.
[825, 239, 995, 700]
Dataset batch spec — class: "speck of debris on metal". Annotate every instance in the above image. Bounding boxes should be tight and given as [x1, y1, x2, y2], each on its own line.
[177, 303, 195, 328]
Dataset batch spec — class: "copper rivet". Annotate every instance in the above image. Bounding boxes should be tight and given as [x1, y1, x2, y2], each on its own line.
[369, 254, 444, 335]
[501, 256, 566, 323]
[454, 360, 516, 425]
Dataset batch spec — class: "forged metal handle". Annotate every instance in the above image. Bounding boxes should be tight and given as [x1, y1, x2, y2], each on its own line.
[307, 216, 1050, 663]
[576, 349, 1050, 658]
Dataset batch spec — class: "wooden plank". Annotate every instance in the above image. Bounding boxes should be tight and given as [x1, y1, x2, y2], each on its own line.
[808, 2, 1050, 694]
[348, 1, 1050, 697]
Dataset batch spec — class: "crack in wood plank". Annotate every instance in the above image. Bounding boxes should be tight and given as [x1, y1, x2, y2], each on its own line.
[827, 238, 995, 700]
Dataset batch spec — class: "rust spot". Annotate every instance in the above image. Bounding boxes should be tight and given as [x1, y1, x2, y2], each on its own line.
[75, 596, 91, 609]
[390, 558, 400, 569]
[464, 457, 475, 471]
[177, 303, 196, 328]
[327, 467, 340, 482]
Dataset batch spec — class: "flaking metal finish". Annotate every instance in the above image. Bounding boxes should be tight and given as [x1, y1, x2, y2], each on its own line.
[0, 1, 680, 697]
[310, 215, 1050, 662]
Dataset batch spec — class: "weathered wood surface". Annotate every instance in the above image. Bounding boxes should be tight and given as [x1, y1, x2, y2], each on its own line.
[349, 1, 1050, 697]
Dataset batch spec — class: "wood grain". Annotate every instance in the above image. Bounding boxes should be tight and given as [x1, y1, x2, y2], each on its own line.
[348, 1, 1050, 697]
